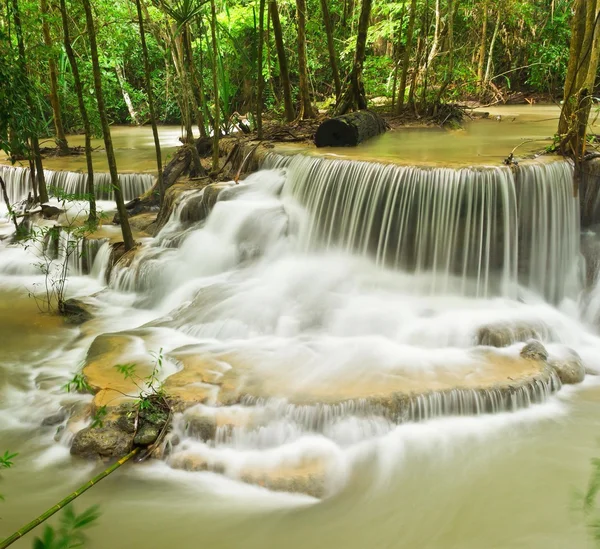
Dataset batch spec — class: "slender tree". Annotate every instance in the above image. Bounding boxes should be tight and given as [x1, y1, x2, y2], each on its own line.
[82, 0, 135, 250]
[295, 0, 314, 118]
[334, 0, 373, 115]
[11, 0, 49, 203]
[134, 0, 164, 203]
[58, 0, 96, 222]
[270, 0, 294, 122]
[476, 0, 489, 92]
[396, 0, 417, 112]
[40, 0, 69, 154]
[256, 0, 266, 138]
[210, 0, 220, 170]
[319, 0, 341, 99]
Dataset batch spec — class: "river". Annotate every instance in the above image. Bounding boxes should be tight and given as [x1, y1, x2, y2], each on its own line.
[1, 106, 600, 548]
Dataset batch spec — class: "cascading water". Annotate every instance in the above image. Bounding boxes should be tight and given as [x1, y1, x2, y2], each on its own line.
[0, 164, 154, 203]
[0, 153, 598, 502]
[266, 154, 581, 303]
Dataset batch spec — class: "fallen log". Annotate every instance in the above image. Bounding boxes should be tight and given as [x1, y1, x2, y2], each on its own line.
[314, 110, 387, 148]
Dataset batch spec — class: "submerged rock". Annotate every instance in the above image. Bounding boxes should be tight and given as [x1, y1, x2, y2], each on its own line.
[520, 340, 548, 361]
[477, 321, 554, 347]
[61, 298, 95, 324]
[549, 349, 585, 385]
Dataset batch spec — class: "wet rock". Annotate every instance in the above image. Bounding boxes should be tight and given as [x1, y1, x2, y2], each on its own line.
[185, 411, 217, 441]
[550, 350, 585, 385]
[477, 321, 554, 347]
[42, 409, 67, 426]
[61, 298, 94, 324]
[41, 204, 62, 219]
[133, 422, 161, 446]
[71, 425, 133, 459]
[520, 340, 548, 361]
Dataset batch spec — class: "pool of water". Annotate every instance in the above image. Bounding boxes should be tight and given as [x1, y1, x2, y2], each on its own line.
[278, 104, 600, 167]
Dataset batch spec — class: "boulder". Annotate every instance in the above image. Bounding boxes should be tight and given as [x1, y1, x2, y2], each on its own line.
[520, 340, 548, 361]
[61, 298, 95, 325]
[71, 424, 133, 459]
[477, 321, 554, 347]
[41, 204, 62, 219]
[549, 349, 585, 385]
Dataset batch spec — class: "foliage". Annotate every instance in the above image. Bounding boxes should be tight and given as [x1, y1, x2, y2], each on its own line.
[23, 188, 105, 314]
[0, 450, 17, 501]
[33, 505, 101, 549]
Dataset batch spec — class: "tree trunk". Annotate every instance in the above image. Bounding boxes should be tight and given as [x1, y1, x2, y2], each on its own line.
[32, 136, 49, 204]
[183, 26, 207, 138]
[11, 0, 48, 204]
[135, 0, 164, 204]
[41, 0, 69, 155]
[483, 10, 500, 84]
[210, 0, 220, 171]
[476, 0, 488, 91]
[115, 65, 140, 125]
[59, 0, 96, 222]
[82, 0, 135, 251]
[319, 0, 341, 99]
[269, 0, 294, 122]
[396, 0, 417, 112]
[295, 0, 315, 119]
[559, 0, 600, 156]
[257, 0, 266, 139]
[334, 0, 373, 115]
[390, 2, 406, 111]
[434, 0, 455, 103]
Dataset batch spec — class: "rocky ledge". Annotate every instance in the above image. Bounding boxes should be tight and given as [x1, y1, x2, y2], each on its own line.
[58, 317, 585, 498]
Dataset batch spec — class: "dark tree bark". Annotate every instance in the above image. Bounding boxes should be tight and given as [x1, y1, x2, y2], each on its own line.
[135, 0, 164, 204]
[59, 0, 96, 222]
[334, 0, 373, 115]
[257, 0, 266, 138]
[41, 0, 69, 154]
[295, 0, 315, 118]
[82, 0, 135, 250]
[270, 0, 294, 122]
[320, 0, 341, 99]
[315, 110, 387, 147]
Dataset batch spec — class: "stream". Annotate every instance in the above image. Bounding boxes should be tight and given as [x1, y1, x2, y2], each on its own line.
[2, 106, 600, 548]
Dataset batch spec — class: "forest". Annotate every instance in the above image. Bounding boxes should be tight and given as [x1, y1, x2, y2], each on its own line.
[0, 0, 580, 147]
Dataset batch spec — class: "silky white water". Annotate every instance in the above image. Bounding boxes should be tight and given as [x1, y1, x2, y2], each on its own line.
[1, 156, 600, 547]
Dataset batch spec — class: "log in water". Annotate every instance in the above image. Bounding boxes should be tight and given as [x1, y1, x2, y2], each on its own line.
[314, 110, 387, 148]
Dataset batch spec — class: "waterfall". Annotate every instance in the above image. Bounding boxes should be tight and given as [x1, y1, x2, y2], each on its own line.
[264, 154, 580, 302]
[0, 165, 154, 203]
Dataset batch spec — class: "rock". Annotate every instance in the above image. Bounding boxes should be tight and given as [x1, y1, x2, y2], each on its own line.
[185, 411, 217, 441]
[550, 350, 585, 385]
[71, 425, 133, 459]
[41, 204, 62, 219]
[42, 410, 67, 426]
[133, 422, 161, 446]
[61, 298, 94, 324]
[477, 321, 554, 347]
[520, 340, 548, 361]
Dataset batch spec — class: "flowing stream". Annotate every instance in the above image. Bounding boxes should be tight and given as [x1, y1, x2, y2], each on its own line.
[2, 125, 600, 547]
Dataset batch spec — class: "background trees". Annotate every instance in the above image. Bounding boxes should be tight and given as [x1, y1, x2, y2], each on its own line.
[0, 0, 580, 145]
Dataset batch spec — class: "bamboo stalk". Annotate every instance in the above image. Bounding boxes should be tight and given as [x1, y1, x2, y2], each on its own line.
[0, 448, 139, 549]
